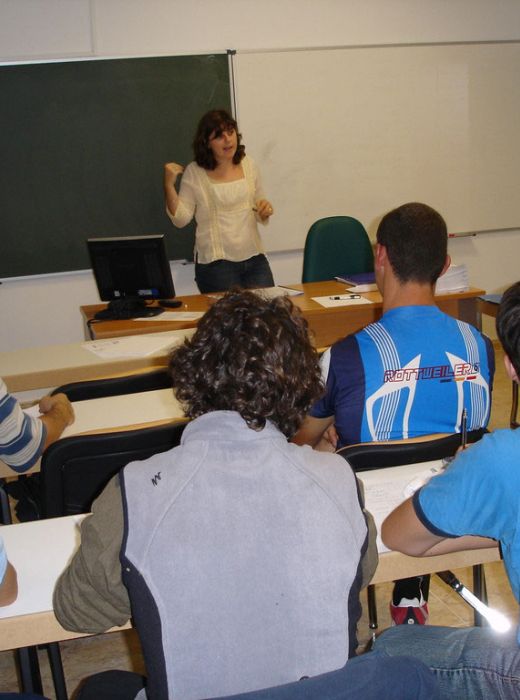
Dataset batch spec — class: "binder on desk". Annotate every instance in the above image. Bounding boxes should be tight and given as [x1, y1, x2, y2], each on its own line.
[335, 272, 376, 286]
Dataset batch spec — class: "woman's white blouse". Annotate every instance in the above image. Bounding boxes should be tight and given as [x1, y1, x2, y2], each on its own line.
[167, 155, 268, 264]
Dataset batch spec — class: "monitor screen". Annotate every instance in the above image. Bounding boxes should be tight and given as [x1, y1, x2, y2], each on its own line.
[87, 235, 175, 302]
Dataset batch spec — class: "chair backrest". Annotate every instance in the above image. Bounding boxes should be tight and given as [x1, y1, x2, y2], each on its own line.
[51, 367, 171, 401]
[40, 421, 187, 518]
[302, 215, 374, 283]
[337, 429, 486, 472]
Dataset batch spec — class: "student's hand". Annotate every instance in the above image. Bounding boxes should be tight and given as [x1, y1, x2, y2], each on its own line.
[315, 424, 339, 452]
[164, 162, 184, 183]
[255, 199, 274, 222]
[0, 561, 18, 607]
[39, 393, 75, 427]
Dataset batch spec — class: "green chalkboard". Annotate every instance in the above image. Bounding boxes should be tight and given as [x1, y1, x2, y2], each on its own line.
[0, 54, 231, 278]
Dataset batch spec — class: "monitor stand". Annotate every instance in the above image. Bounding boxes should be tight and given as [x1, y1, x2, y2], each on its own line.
[94, 298, 164, 320]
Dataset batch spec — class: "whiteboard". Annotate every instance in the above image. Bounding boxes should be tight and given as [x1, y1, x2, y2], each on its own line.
[234, 42, 520, 251]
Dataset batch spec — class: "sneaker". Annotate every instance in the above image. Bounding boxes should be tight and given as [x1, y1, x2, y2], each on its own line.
[390, 596, 429, 625]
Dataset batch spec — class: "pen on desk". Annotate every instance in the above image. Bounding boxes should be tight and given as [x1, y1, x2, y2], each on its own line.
[329, 294, 361, 300]
[461, 407, 468, 448]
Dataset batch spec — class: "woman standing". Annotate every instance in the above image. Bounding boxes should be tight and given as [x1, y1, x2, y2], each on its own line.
[164, 109, 275, 293]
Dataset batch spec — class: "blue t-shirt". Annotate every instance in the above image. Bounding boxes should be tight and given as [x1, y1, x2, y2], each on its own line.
[311, 306, 494, 447]
[415, 429, 520, 640]
[413, 430, 520, 601]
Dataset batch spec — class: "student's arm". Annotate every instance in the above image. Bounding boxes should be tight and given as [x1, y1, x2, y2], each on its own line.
[0, 536, 17, 607]
[382, 497, 496, 557]
[38, 393, 74, 449]
[53, 476, 131, 634]
[291, 414, 335, 450]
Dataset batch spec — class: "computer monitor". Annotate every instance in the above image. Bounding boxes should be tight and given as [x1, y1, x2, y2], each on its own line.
[87, 234, 177, 319]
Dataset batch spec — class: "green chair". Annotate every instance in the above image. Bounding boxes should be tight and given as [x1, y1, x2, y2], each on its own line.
[302, 216, 374, 283]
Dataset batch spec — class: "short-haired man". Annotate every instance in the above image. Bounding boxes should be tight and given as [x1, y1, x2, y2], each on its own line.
[293, 202, 494, 624]
[53, 291, 438, 700]
[377, 280, 520, 699]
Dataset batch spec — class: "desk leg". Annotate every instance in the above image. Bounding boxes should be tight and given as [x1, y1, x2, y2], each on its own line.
[17, 646, 44, 695]
[48, 642, 68, 700]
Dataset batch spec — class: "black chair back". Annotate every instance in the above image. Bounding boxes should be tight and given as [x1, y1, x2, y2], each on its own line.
[337, 429, 486, 472]
[51, 367, 172, 401]
[40, 421, 187, 518]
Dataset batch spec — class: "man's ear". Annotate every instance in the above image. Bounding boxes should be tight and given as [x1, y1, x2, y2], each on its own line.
[375, 243, 386, 269]
[504, 354, 519, 383]
[438, 254, 451, 278]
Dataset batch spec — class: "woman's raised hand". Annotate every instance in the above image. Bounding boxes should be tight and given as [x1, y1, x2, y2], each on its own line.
[255, 199, 274, 222]
[164, 162, 184, 182]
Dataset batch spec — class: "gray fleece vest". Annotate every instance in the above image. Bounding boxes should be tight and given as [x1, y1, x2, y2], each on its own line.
[120, 411, 367, 700]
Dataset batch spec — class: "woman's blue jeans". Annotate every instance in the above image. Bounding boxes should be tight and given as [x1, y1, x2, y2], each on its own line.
[195, 254, 274, 293]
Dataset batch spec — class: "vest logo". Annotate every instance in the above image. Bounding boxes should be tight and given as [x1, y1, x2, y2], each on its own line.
[151, 472, 162, 486]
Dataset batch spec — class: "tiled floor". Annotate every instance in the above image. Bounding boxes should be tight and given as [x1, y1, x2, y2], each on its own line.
[0, 342, 517, 698]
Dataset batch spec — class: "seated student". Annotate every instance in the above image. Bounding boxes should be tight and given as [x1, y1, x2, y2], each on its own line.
[0, 379, 74, 473]
[376, 280, 520, 699]
[0, 536, 50, 700]
[1, 379, 75, 520]
[293, 202, 494, 625]
[53, 291, 438, 700]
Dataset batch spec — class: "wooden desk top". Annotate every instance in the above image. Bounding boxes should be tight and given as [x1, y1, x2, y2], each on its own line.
[82, 282, 486, 349]
[0, 328, 194, 393]
[0, 389, 187, 479]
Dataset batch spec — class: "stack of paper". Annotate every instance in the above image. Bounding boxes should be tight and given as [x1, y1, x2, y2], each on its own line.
[435, 264, 469, 294]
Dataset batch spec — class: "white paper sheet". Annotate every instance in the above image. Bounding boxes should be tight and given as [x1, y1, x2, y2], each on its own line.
[358, 460, 444, 553]
[82, 335, 178, 358]
[0, 515, 86, 618]
[257, 286, 304, 298]
[311, 295, 373, 308]
[347, 283, 378, 293]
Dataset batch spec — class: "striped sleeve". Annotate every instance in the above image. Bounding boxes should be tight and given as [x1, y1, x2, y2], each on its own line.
[0, 379, 45, 473]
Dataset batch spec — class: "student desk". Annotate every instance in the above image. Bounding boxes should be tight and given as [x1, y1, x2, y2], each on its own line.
[0, 388, 186, 479]
[0, 461, 500, 652]
[0, 328, 195, 394]
[80, 282, 486, 350]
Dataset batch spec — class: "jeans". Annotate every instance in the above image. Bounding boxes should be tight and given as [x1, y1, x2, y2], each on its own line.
[376, 624, 520, 699]
[195, 254, 274, 293]
[74, 653, 439, 700]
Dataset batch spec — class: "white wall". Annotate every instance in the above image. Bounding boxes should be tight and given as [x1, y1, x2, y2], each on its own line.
[1, 0, 520, 351]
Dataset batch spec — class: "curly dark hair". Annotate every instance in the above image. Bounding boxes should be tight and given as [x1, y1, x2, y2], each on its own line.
[192, 109, 245, 170]
[376, 202, 448, 285]
[169, 290, 323, 437]
[497, 281, 520, 380]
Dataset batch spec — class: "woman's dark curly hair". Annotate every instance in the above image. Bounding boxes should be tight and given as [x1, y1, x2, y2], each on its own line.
[193, 109, 245, 170]
[169, 290, 323, 438]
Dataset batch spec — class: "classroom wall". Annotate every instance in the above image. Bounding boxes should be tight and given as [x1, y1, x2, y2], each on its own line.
[1, 0, 520, 352]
